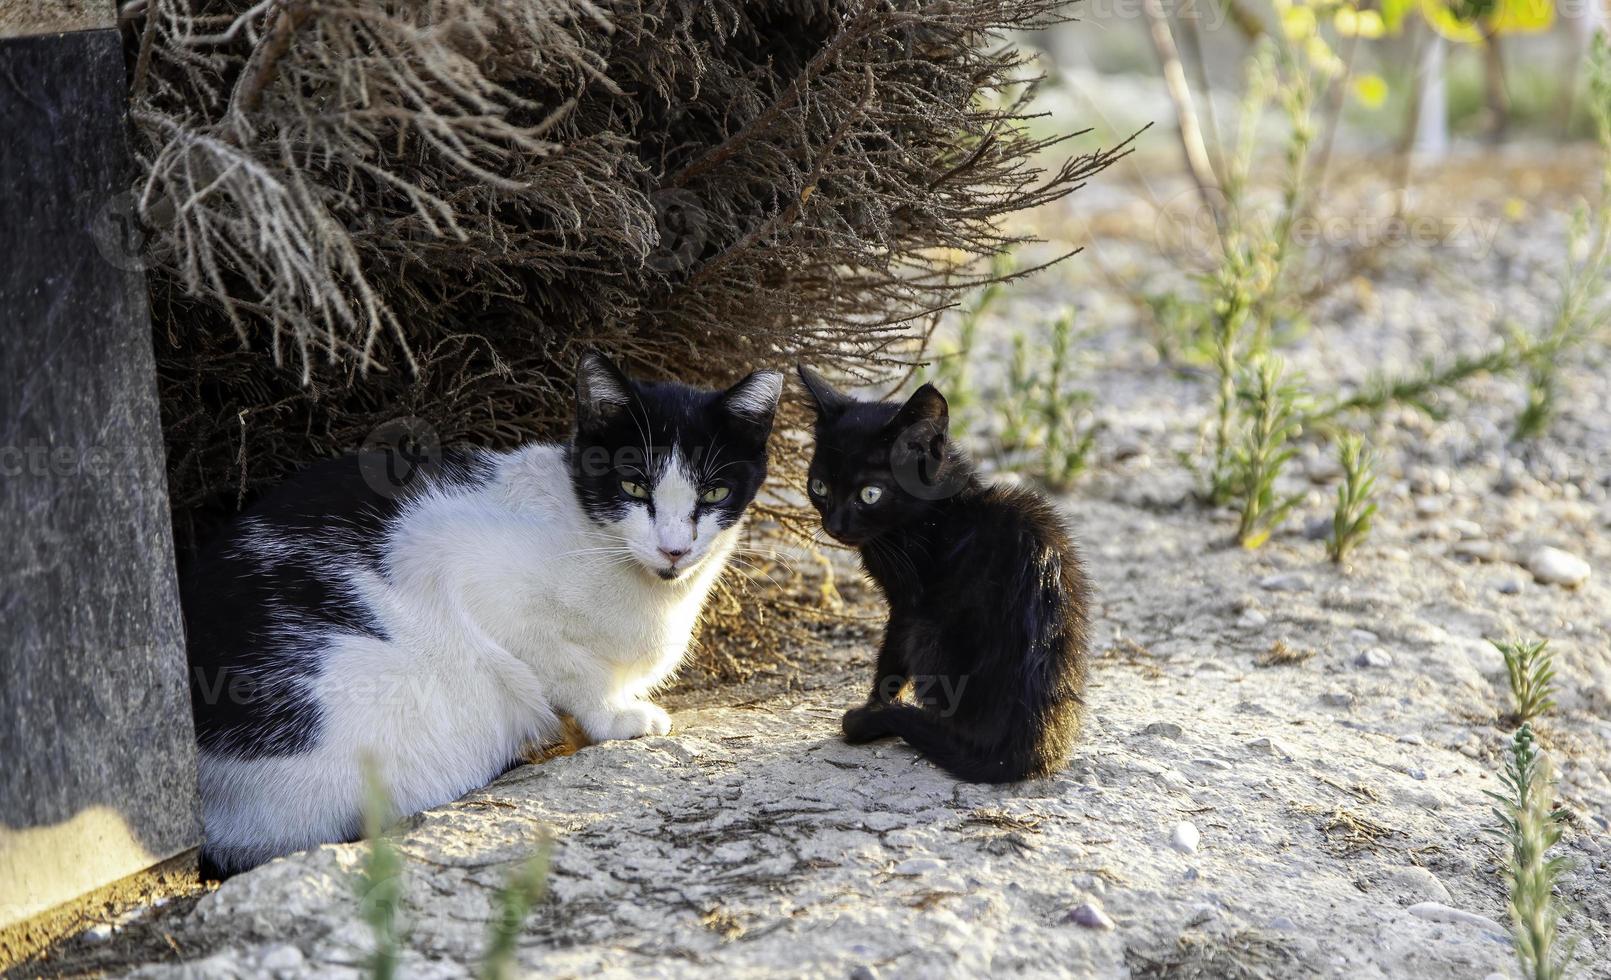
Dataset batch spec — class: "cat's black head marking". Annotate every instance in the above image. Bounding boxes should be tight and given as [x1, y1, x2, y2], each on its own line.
[569, 350, 782, 540]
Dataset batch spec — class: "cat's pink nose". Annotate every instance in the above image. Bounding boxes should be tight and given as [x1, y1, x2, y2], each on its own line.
[658, 547, 688, 564]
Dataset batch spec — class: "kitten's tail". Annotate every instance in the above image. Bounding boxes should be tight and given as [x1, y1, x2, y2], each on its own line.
[850, 704, 1073, 784]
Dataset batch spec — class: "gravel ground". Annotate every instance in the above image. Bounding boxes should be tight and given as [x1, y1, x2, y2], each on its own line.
[25, 147, 1611, 979]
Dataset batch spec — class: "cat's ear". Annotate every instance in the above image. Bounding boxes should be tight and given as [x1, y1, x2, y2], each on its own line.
[720, 369, 784, 438]
[796, 364, 849, 420]
[888, 383, 952, 489]
[889, 383, 949, 437]
[575, 348, 633, 429]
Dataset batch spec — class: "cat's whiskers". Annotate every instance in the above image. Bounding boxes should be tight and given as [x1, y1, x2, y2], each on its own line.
[725, 554, 794, 585]
[555, 546, 637, 558]
[617, 394, 661, 488]
[704, 458, 747, 482]
[700, 441, 728, 484]
[868, 535, 918, 589]
[723, 555, 788, 592]
[728, 545, 800, 570]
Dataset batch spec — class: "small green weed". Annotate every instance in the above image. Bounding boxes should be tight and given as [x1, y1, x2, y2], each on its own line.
[357, 761, 553, 980]
[1484, 724, 1579, 980]
[1229, 356, 1306, 548]
[1493, 637, 1558, 724]
[1325, 434, 1377, 562]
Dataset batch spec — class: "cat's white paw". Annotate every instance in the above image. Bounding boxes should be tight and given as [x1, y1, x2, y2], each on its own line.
[582, 702, 672, 741]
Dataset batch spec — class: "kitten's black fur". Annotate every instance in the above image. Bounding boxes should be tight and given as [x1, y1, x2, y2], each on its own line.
[798, 366, 1090, 783]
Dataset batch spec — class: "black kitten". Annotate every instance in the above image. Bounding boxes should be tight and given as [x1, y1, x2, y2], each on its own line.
[798, 367, 1090, 782]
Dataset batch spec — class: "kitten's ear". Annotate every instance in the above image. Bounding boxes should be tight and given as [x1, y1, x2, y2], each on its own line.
[796, 364, 849, 420]
[575, 348, 633, 429]
[888, 383, 952, 488]
[889, 383, 949, 437]
[720, 369, 784, 438]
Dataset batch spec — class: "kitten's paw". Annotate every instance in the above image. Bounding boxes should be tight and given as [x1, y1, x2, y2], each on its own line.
[584, 702, 673, 741]
[842, 703, 892, 744]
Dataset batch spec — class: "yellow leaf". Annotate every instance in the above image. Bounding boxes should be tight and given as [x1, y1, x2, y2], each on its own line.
[1242, 529, 1272, 550]
[1352, 73, 1389, 108]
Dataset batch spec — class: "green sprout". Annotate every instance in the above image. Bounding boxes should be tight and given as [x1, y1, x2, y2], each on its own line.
[1493, 637, 1557, 724]
[1325, 434, 1377, 563]
[358, 762, 404, 980]
[1230, 356, 1306, 548]
[1484, 724, 1579, 980]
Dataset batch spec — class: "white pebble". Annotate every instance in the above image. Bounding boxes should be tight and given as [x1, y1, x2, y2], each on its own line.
[1414, 496, 1447, 517]
[1246, 736, 1295, 759]
[1068, 902, 1116, 930]
[1259, 573, 1310, 592]
[1407, 901, 1506, 935]
[258, 945, 306, 972]
[1170, 821, 1200, 854]
[893, 857, 945, 875]
[1452, 540, 1497, 562]
[1354, 648, 1393, 669]
[1237, 609, 1270, 628]
[1380, 865, 1451, 904]
[82, 923, 114, 943]
[1527, 547, 1590, 587]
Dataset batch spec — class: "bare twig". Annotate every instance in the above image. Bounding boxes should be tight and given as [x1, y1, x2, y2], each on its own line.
[1140, 0, 1223, 232]
[230, 0, 313, 116]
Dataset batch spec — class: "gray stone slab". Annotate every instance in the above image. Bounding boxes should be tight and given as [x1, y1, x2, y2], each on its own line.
[0, 27, 199, 929]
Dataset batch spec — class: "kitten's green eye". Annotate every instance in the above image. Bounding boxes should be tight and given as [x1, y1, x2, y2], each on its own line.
[859, 485, 884, 505]
[621, 480, 649, 500]
[701, 486, 730, 504]
[809, 478, 828, 497]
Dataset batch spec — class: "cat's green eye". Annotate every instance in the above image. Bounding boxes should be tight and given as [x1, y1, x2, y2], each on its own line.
[859, 485, 884, 505]
[809, 478, 828, 497]
[701, 486, 730, 504]
[621, 480, 649, 500]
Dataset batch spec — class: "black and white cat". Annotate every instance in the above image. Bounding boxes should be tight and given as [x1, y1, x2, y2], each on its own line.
[798, 367, 1090, 783]
[183, 351, 782, 874]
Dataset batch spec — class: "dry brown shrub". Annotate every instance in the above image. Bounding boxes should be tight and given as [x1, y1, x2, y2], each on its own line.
[123, 0, 1128, 669]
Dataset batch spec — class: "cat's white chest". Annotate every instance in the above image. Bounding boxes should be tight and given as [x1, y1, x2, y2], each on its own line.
[402, 446, 732, 689]
[533, 531, 728, 678]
